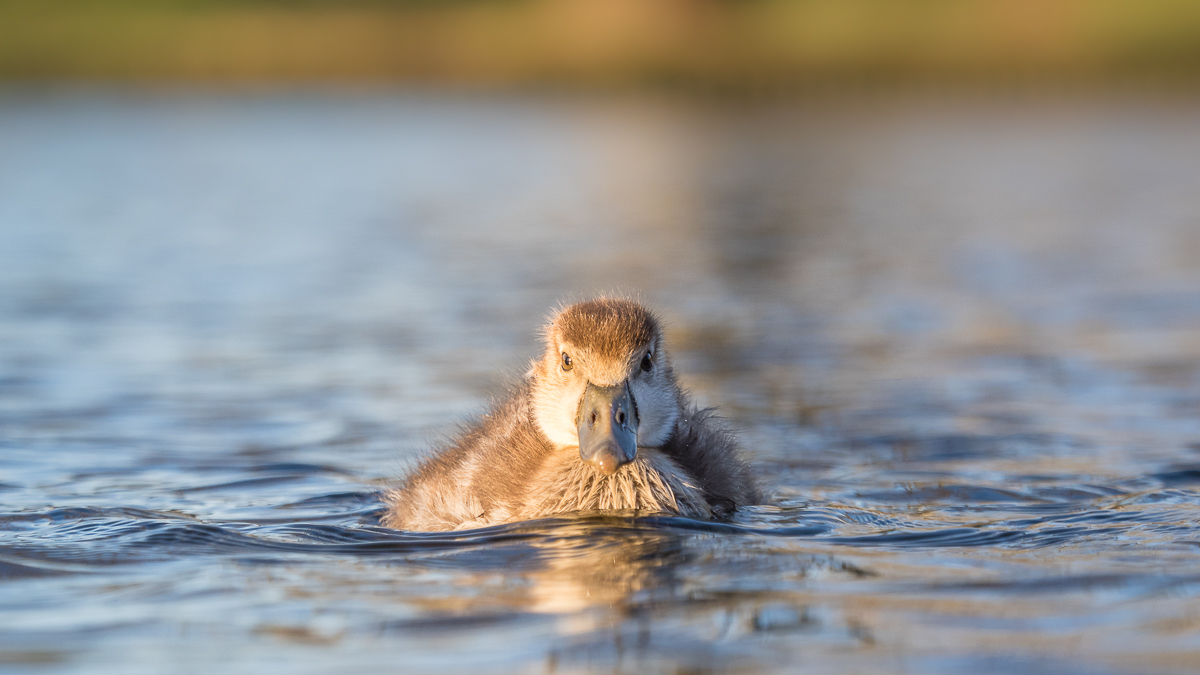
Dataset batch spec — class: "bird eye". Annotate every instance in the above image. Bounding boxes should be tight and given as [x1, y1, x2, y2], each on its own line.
[561, 352, 573, 371]
[640, 350, 653, 372]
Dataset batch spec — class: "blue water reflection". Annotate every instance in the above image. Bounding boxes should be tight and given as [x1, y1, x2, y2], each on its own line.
[2, 90, 1200, 674]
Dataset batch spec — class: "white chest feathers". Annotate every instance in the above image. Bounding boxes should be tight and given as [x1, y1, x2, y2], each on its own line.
[514, 449, 712, 521]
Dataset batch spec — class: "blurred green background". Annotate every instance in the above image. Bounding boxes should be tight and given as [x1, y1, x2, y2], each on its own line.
[2, 0, 1199, 86]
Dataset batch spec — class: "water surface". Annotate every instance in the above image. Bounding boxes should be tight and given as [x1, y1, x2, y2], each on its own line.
[3, 89, 1200, 674]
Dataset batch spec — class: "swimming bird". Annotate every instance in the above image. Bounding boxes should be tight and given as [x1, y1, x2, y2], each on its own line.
[382, 298, 758, 532]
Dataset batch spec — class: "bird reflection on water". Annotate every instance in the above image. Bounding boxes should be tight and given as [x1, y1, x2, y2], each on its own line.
[377, 512, 867, 673]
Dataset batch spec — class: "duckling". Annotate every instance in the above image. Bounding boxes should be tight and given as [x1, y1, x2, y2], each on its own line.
[382, 298, 759, 532]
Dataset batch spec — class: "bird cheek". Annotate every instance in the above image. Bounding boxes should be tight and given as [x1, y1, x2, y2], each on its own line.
[564, 380, 588, 420]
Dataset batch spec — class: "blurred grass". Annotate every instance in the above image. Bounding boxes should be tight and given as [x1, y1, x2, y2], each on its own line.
[1, 0, 1199, 85]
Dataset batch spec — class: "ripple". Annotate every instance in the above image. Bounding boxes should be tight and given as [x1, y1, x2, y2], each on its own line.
[5, 91, 1200, 674]
[12, 495, 1200, 575]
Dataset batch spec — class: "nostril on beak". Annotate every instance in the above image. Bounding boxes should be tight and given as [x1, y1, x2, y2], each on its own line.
[577, 381, 639, 475]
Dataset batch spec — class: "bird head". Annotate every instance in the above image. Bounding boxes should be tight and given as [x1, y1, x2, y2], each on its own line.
[530, 299, 681, 476]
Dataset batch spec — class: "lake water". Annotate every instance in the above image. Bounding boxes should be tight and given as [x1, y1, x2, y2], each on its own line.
[2, 88, 1200, 674]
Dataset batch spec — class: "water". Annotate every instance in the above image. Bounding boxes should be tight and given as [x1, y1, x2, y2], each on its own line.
[2, 88, 1200, 674]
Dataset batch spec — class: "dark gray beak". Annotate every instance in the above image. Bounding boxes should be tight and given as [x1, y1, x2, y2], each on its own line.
[577, 381, 639, 476]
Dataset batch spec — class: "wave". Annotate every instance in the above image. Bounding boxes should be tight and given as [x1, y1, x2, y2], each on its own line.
[4, 489, 1199, 572]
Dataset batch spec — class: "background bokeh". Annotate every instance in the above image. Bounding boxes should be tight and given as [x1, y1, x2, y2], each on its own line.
[2, 0, 1200, 86]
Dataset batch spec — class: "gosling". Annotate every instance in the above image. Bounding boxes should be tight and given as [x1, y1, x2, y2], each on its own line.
[382, 298, 758, 532]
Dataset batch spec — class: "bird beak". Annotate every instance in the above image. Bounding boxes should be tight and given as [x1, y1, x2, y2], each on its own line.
[576, 380, 639, 476]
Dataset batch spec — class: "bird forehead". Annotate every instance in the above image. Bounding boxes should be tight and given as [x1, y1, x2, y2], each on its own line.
[550, 299, 659, 360]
